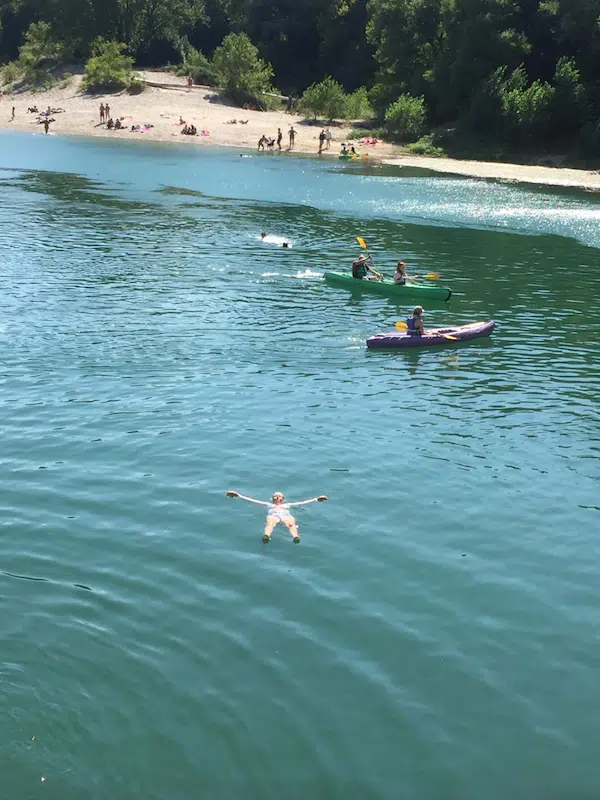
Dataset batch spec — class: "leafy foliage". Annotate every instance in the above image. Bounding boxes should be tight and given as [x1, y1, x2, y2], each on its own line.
[212, 32, 274, 105]
[16, 22, 66, 85]
[176, 42, 218, 86]
[384, 94, 426, 141]
[345, 87, 372, 120]
[82, 38, 134, 91]
[407, 133, 445, 156]
[299, 76, 346, 121]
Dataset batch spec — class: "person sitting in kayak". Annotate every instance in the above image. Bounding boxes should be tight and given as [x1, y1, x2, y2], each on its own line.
[352, 254, 379, 280]
[226, 490, 328, 543]
[406, 306, 425, 336]
[393, 261, 420, 285]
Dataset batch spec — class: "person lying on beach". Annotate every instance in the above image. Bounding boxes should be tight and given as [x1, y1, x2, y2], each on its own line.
[226, 490, 328, 543]
[28, 106, 39, 114]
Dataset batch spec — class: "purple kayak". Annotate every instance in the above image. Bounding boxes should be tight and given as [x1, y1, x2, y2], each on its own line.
[366, 320, 495, 349]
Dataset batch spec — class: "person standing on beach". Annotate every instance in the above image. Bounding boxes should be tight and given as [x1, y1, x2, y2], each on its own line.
[43, 118, 50, 134]
[318, 129, 326, 153]
[99, 103, 105, 123]
[11, 106, 15, 121]
[277, 128, 282, 150]
[325, 128, 332, 149]
[289, 126, 296, 149]
[105, 103, 110, 120]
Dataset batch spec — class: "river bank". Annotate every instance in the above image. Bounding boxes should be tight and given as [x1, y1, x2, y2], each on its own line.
[2, 70, 600, 190]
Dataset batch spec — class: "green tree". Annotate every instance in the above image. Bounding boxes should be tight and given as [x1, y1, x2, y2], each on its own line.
[299, 76, 346, 121]
[82, 37, 134, 90]
[17, 21, 65, 83]
[345, 86, 373, 120]
[384, 93, 426, 140]
[212, 31, 273, 104]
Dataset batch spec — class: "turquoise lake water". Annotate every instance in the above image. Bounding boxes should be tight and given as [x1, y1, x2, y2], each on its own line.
[1, 131, 600, 799]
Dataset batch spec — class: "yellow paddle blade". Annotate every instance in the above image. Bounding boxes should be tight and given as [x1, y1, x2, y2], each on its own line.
[356, 236, 367, 250]
[395, 321, 408, 330]
[425, 272, 440, 280]
[443, 334, 458, 340]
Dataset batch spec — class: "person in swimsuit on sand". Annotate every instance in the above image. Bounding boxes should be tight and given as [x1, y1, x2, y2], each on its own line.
[226, 490, 327, 543]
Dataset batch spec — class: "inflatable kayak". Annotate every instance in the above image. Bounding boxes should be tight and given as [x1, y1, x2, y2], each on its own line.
[366, 321, 495, 349]
[324, 271, 452, 302]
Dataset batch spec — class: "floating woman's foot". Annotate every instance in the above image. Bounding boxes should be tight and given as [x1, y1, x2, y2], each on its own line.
[293, 535, 300, 544]
[263, 533, 271, 544]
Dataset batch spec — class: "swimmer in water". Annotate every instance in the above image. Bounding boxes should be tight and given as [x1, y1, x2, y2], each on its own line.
[260, 232, 267, 239]
[282, 242, 289, 248]
[226, 490, 328, 543]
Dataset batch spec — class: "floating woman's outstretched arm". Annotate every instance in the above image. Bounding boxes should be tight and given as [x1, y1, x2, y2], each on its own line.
[226, 490, 269, 506]
[287, 495, 328, 507]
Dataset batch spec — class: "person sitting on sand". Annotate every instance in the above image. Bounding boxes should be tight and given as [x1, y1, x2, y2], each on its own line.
[266, 138, 275, 149]
[226, 489, 328, 544]
[179, 116, 186, 125]
[107, 118, 114, 129]
[406, 306, 425, 336]
[114, 118, 122, 130]
[352, 254, 379, 280]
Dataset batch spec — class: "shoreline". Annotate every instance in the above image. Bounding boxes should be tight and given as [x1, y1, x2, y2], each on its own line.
[2, 72, 600, 191]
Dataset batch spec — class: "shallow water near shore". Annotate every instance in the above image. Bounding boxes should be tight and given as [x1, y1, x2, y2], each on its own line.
[1, 131, 600, 800]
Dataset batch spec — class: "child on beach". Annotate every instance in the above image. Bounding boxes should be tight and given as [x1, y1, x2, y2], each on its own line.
[226, 490, 328, 543]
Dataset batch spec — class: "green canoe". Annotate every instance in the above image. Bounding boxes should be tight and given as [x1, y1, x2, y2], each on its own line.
[323, 271, 452, 302]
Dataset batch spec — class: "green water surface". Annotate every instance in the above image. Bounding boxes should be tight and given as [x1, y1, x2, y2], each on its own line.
[1, 131, 599, 800]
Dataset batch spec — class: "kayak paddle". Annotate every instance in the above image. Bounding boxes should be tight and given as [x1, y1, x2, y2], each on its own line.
[395, 321, 457, 340]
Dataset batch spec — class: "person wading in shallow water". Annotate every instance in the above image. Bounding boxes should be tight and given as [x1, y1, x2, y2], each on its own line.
[226, 490, 328, 543]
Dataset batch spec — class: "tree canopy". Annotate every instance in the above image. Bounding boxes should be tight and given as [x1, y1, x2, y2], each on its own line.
[1, 0, 599, 155]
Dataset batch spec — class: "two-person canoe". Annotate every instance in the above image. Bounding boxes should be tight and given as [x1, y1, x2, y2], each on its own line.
[366, 321, 495, 349]
[324, 271, 452, 302]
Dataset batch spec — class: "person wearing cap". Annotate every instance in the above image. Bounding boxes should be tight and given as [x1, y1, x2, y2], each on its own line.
[406, 306, 425, 336]
[352, 254, 379, 280]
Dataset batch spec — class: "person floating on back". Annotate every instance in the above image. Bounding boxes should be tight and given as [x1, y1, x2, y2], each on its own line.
[226, 490, 328, 543]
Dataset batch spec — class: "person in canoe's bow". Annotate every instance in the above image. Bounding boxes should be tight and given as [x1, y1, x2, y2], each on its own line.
[352, 254, 380, 280]
[226, 490, 328, 543]
[393, 261, 420, 285]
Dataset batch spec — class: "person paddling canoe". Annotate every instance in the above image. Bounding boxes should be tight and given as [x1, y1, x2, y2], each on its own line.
[393, 261, 420, 285]
[226, 490, 328, 543]
[352, 254, 380, 280]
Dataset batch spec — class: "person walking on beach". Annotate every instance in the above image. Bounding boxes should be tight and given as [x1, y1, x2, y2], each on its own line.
[226, 490, 328, 544]
[43, 118, 50, 134]
[288, 126, 296, 149]
[99, 103, 105, 123]
[318, 129, 326, 153]
[277, 128, 282, 150]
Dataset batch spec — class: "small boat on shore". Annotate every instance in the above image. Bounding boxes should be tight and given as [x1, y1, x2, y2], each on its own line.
[366, 320, 495, 349]
[324, 271, 452, 302]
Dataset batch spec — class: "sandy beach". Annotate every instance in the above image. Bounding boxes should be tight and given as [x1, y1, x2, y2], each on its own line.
[2, 69, 600, 191]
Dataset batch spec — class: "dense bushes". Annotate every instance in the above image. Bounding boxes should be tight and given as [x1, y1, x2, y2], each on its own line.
[299, 78, 373, 122]
[384, 94, 426, 141]
[82, 39, 134, 91]
[212, 33, 274, 107]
